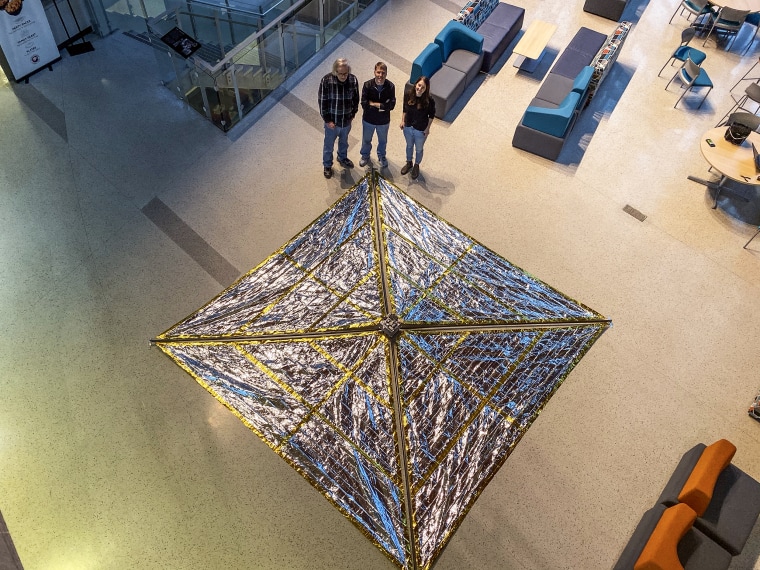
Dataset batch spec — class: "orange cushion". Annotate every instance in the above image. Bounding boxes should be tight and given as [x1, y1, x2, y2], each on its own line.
[678, 439, 736, 516]
[634, 503, 697, 570]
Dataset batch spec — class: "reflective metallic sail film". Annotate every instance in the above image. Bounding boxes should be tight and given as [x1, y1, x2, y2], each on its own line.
[155, 172, 610, 569]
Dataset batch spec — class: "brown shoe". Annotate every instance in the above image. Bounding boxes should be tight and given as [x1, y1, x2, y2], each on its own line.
[411, 164, 419, 179]
[401, 161, 412, 175]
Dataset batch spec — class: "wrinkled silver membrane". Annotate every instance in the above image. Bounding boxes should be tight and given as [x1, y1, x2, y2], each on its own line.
[156, 173, 609, 569]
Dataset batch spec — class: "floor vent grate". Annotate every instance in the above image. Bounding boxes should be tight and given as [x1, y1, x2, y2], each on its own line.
[623, 204, 647, 222]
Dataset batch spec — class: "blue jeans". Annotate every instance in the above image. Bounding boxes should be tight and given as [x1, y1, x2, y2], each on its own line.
[403, 126, 426, 164]
[360, 121, 390, 160]
[323, 122, 352, 167]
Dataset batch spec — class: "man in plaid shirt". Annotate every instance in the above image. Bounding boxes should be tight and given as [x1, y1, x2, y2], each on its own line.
[319, 58, 359, 179]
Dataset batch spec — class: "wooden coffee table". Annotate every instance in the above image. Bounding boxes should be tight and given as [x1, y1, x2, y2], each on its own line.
[513, 20, 557, 73]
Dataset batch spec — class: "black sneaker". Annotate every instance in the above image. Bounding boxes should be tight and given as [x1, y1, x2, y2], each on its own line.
[411, 164, 419, 179]
[323, 167, 333, 179]
[401, 161, 412, 175]
[339, 158, 354, 168]
[359, 157, 369, 167]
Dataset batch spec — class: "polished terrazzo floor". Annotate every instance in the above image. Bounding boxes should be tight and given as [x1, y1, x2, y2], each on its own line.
[3, 0, 760, 568]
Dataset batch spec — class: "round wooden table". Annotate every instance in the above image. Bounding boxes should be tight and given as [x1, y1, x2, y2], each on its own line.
[698, 126, 760, 208]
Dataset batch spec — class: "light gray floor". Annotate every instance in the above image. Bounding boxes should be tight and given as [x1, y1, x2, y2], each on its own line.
[3, 0, 760, 568]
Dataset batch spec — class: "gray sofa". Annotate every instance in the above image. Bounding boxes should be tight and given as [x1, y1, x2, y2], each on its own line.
[409, 20, 484, 119]
[409, 2, 523, 119]
[583, 0, 630, 21]
[475, 3, 524, 72]
[614, 504, 733, 570]
[658, 442, 760, 556]
[511, 27, 607, 161]
[614, 440, 760, 569]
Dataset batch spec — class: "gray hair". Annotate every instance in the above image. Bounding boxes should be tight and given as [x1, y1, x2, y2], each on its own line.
[332, 58, 351, 76]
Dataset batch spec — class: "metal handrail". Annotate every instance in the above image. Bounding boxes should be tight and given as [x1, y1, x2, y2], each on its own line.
[146, 0, 370, 131]
[159, 10, 262, 28]
[148, 0, 312, 75]
[191, 0, 310, 73]
[188, 0, 296, 18]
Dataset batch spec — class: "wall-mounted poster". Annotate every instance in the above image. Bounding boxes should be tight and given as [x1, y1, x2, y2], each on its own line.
[0, 0, 60, 82]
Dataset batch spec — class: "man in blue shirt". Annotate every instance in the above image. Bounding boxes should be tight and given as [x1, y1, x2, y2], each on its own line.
[318, 58, 359, 179]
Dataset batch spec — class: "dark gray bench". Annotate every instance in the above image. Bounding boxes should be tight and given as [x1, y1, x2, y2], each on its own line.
[476, 3, 524, 72]
[583, 0, 630, 22]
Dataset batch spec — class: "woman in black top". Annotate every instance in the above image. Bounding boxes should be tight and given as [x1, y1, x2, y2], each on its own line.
[400, 76, 435, 180]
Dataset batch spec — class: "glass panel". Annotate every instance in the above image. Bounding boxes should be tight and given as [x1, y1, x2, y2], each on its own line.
[323, 0, 356, 42]
[154, 47, 188, 99]
[227, 35, 278, 120]
[145, 0, 372, 131]
[280, 0, 321, 71]
[99, 0, 156, 34]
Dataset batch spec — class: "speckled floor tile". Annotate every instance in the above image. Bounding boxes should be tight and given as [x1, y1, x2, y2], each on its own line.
[2, 0, 760, 568]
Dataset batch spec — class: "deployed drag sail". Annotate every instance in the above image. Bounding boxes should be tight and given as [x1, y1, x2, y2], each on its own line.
[154, 172, 610, 569]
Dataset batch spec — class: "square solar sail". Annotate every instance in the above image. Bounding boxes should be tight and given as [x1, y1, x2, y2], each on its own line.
[154, 172, 610, 569]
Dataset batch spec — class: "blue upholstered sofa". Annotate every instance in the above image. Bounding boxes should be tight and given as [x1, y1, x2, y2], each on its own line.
[410, 20, 484, 119]
[521, 66, 595, 138]
[511, 27, 608, 160]
[512, 23, 631, 160]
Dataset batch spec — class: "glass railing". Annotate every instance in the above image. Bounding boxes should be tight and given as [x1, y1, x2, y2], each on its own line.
[147, 0, 370, 131]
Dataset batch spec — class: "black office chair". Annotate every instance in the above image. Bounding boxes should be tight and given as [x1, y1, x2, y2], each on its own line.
[718, 111, 760, 131]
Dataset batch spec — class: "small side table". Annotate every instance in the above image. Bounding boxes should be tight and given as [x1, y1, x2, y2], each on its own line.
[512, 20, 557, 73]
